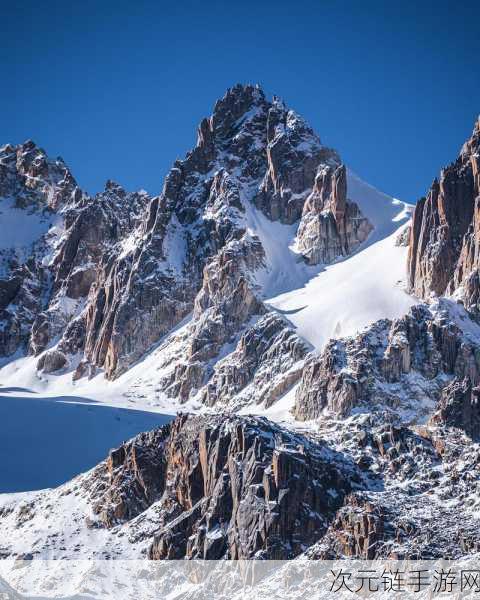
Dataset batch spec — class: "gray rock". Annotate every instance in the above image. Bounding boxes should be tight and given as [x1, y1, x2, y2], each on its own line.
[198, 312, 309, 409]
[37, 349, 67, 373]
[430, 377, 480, 440]
[294, 302, 480, 420]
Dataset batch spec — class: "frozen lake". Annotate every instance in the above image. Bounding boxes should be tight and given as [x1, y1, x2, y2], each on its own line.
[0, 388, 172, 492]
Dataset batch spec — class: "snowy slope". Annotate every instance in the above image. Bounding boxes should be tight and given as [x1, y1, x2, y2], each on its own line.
[0, 197, 56, 277]
[346, 169, 411, 243]
[267, 223, 415, 350]
[249, 169, 415, 350]
[0, 198, 52, 251]
[0, 315, 195, 411]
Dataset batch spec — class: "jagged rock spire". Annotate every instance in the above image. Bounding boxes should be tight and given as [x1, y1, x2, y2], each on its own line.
[408, 115, 480, 308]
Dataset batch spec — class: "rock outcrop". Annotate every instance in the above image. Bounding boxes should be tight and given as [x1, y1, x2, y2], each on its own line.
[408, 116, 480, 312]
[295, 164, 373, 264]
[84, 413, 355, 560]
[90, 426, 170, 527]
[430, 377, 480, 441]
[198, 312, 308, 409]
[31, 183, 151, 360]
[294, 301, 480, 420]
[305, 413, 480, 560]
[313, 494, 393, 559]
[253, 97, 339, 224]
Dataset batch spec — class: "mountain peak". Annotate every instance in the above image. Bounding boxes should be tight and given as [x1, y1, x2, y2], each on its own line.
[104, 179, 125, 194]
[5, 86, 479, 570]
[218, 82, 266, 104]
[209, 83, 269, 135]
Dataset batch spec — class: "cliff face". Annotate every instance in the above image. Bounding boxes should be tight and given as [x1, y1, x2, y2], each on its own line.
[408, 117, 480, 310]
[143, 414, 353, 560]
[295, 164, 373, 265]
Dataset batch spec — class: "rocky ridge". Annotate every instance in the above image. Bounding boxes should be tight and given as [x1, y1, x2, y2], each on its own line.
[0, 85, 373, 398]
[408, 116, 480, 313]
[0, 413, 361, 560]
[294, 300, 480, 424]
[1, 304, 480, 562]
[1, 400, 479, 562]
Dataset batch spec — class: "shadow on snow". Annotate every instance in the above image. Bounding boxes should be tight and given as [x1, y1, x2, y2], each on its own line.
[0, 394, 172, 493]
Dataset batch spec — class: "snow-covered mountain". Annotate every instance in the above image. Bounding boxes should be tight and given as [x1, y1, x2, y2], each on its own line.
[1, 85, 480, 594]
[0, 85, 413, 409]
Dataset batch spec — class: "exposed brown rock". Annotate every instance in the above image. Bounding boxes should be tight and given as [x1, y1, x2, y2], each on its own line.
[84, 413, 354, 560]
[408, 117, 480, 309]
[296, 164, 373, 264]
[314, 494, 391, 559]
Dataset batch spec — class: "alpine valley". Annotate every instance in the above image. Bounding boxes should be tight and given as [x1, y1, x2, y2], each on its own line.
[1, 84, 480, 575]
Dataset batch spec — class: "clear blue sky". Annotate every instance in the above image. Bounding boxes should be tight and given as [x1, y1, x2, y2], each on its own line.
[3, 0, 479, 203]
